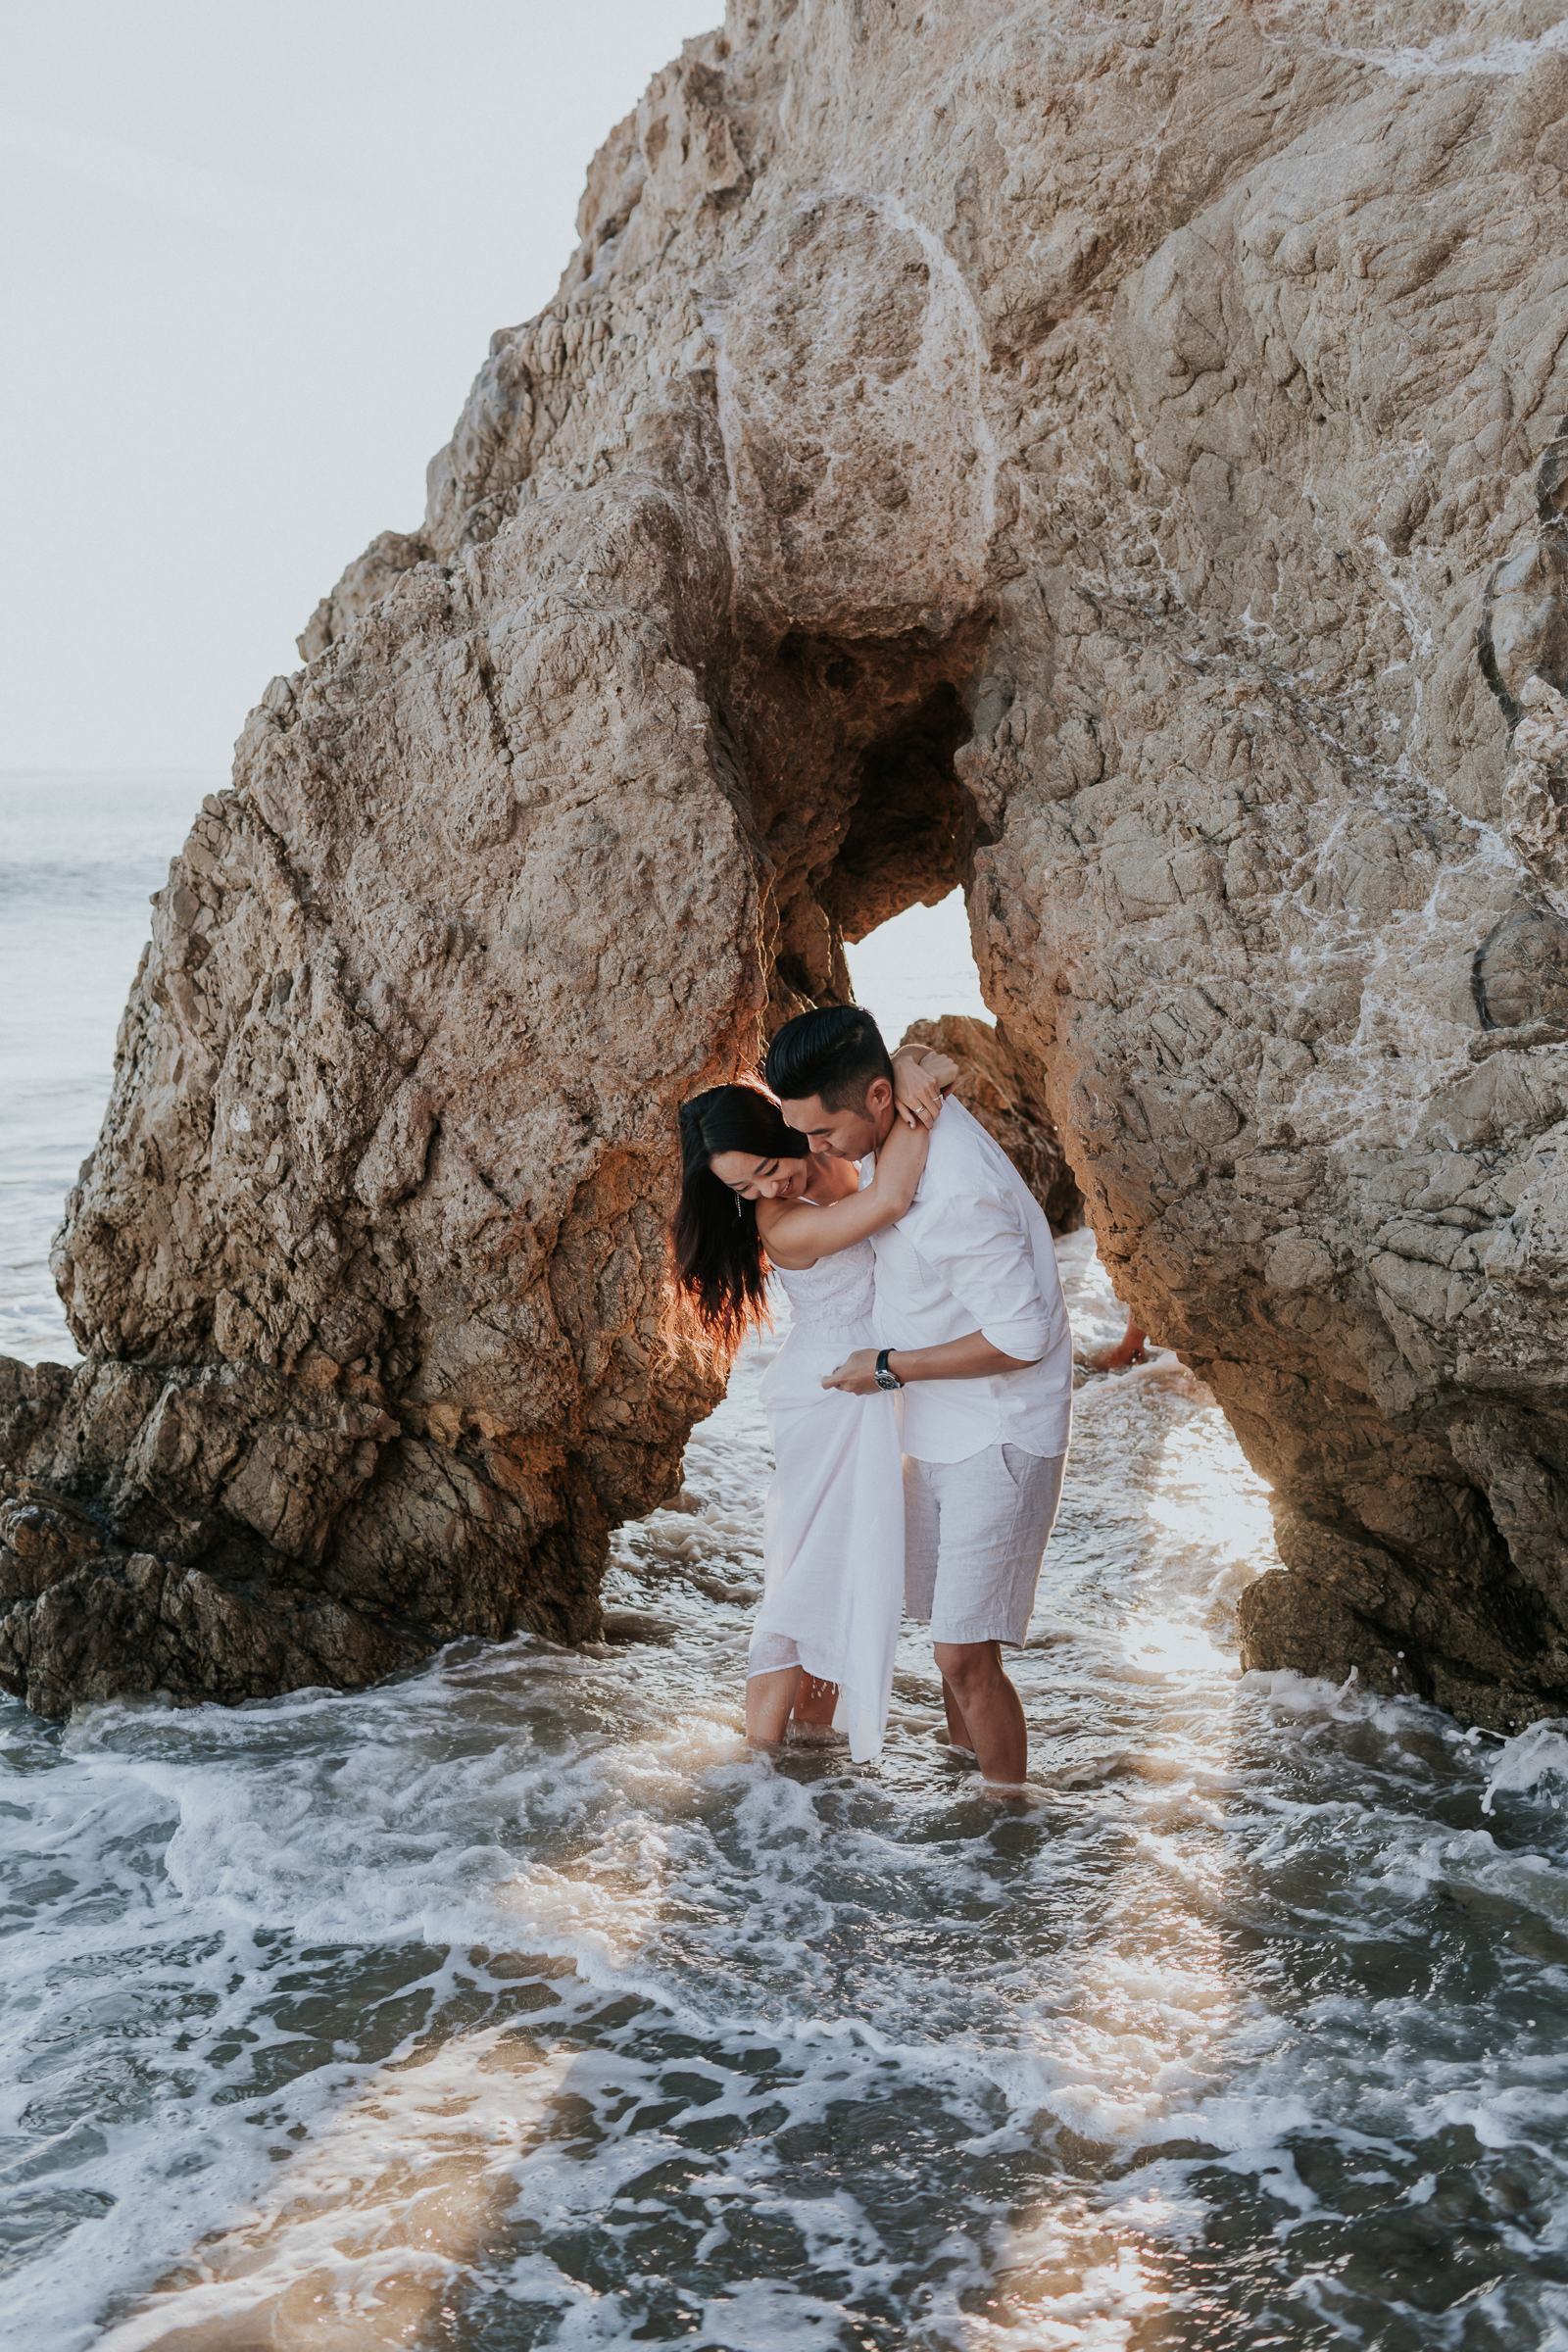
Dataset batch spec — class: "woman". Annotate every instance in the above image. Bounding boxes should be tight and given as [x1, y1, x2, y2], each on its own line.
[673, 1047, 955, 1763]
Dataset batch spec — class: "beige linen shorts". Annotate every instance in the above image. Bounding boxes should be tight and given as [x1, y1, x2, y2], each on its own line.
[903, 1445, 1065, 1646]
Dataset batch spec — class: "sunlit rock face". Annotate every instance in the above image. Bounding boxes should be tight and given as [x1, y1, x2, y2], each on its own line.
[7, 0, 1568, 1721]
[899, 1015, 1082, 1236]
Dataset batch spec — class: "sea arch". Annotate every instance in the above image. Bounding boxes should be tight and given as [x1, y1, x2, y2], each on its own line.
[5, 7, 1568, 1730]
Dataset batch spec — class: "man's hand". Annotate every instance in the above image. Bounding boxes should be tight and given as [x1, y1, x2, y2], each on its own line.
[821, 1332, 1037, 1394]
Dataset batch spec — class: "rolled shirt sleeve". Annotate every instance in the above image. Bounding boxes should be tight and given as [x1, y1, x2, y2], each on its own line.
[900, 1186, 1054, 1361]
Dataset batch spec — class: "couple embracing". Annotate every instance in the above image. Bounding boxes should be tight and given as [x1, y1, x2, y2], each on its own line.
[675, 1005, 1073, 1792]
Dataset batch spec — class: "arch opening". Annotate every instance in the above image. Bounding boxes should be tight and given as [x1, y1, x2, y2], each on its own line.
[715, 614, 1084, 1236]
[719, 618, 993, 1025]
[817, 681, 981, 952]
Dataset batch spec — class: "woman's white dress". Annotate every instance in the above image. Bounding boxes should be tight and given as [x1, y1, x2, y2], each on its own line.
[747, 1233, 905, 1763]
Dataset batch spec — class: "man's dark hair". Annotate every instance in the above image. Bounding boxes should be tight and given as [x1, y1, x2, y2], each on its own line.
[763, 1004, 896, 1111]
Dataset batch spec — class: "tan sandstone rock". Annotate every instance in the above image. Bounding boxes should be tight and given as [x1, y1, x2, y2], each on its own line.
[899, 1014, 1082, 1234]
[5, 0, 1568, 1725]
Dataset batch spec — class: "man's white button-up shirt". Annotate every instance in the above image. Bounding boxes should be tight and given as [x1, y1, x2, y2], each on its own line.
[869, 1097, 1073, 1464]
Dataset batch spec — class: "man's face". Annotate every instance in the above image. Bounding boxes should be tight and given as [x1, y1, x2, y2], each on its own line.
[775, 1078, 891, 1162]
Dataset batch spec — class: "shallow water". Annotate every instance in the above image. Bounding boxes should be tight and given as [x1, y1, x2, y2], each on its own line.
[6, 784, 1568, 2348]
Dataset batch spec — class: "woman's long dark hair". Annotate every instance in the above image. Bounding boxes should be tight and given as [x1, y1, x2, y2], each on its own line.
[673, 1082, 809, 1346]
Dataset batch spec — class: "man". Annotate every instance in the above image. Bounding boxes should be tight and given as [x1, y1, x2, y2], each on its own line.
[765, 1005, 1073, 1790]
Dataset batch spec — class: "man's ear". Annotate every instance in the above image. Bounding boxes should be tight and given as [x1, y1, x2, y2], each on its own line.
[864, 1075, 894, 1114]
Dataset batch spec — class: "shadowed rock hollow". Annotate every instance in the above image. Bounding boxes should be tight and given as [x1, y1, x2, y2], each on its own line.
[5, 0, 1568, 1726]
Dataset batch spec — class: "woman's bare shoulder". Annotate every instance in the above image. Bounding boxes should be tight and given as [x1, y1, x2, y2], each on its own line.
[755, 1200, 822, 1270]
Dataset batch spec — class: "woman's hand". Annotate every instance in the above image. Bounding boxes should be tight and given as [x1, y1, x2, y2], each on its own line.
[891, 1047, 960, 1130]
[873, 1107, 931, 1215]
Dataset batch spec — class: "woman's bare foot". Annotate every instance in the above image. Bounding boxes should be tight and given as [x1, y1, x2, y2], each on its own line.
[745, 1665, 801, 1746]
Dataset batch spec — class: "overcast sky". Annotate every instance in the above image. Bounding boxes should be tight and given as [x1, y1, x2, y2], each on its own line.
[2, 0, 721, 772]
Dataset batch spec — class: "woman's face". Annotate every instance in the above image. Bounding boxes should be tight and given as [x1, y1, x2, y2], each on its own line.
[710, 1149, 808, 1202]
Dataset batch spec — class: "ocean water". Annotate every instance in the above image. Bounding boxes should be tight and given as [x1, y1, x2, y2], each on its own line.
[5, 780, 1568, 2349]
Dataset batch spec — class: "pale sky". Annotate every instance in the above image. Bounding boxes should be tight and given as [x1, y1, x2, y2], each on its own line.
[1, 0, 722, 772]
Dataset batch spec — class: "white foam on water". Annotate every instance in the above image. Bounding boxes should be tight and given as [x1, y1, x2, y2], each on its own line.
[1483, 1724, 1568, 1818]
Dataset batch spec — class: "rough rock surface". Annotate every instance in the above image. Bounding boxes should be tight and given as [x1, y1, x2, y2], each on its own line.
[9, 0, 1568, 1724]
[899, 1015, 1082, 1233]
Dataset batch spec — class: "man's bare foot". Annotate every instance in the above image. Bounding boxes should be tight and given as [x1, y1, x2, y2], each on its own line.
[932, 1640, 1028, 1785]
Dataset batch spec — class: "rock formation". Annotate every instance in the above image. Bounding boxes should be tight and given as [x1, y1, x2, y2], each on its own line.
[5, 0, 1568, 1726]
[899, 1016, 1082, 1233]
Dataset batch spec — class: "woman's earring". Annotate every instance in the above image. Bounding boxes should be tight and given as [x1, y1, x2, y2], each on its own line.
[735, 1192, 743, 1216]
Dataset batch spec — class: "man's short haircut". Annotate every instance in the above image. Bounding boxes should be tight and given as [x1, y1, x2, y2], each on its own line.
[763, 1004, 896, 1112]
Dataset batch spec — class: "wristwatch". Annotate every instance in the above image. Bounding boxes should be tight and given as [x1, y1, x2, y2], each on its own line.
[874, 1348, 903, 1391]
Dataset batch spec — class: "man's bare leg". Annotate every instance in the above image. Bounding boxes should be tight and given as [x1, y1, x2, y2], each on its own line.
[933, 1640, 1027, 1786]
[746, 1666, 801, 1746]
[793, 1672, 839, 1729]
[940, 1675, 976, 1758]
